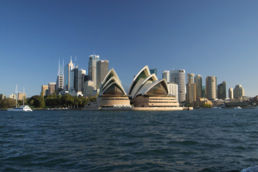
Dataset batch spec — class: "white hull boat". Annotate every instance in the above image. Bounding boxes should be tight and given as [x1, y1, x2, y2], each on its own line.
[8, 105, 33, 112]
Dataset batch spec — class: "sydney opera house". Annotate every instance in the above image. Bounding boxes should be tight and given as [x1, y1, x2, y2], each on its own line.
[98, 66, 186, 111]
[97, 69, 131, 109]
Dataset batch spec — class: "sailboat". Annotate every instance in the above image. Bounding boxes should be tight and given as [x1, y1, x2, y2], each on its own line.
[7, 86, 33, 112]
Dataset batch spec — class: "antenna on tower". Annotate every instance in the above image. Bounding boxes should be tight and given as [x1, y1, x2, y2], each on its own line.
[62, 58, 65, 75]
[15, 85, 18, 108]
[58, 58, 61, 75]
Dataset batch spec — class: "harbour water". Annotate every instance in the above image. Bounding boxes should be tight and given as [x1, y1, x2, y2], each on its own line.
[1, 108, 258, 172]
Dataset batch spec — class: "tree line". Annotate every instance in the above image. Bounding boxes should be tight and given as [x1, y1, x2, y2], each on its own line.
[0, 94, 97, 109]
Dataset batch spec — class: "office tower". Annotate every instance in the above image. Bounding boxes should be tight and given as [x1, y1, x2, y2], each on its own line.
[88, 55, 100, 88]
[150, 68, 158, 76]
[84, 80, 98, 97]
[170, 69, 186, 103]
[187, 73, 195, 84]
[217, 81, 226, 100]
[48, 82, 56, 95]
[18, 92, 26, 101]
[41, 85, 49, 96]
[96, 60, 109, 89]
[56, 59, 64, 90]
[228, 88, 234, 100]
[234, 84, 245, 99]
[186, 73, 196, 104]
[206, 76, 217, 100]
[195, 74, 202, 99]
[167, 83, 178, 102]
[64, 58, 75, 91]
[74, 67, 79, 92]
[74, 68, 86, 93]
[162, 70, 170, 82]
[80, 69, 86, 93]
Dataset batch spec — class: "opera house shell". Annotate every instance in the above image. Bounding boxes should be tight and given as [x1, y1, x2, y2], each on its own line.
[98, 69, 131, 109]
[129, 66, 180, 109]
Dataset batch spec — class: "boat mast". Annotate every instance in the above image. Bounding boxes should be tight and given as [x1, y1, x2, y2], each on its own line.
[15, 85, 18, 108]
[23, 87, 25, 106]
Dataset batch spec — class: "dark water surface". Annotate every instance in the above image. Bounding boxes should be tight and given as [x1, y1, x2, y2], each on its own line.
[1, 108, 258, 172]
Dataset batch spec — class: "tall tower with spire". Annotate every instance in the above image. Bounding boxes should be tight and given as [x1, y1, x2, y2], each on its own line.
[64, 57, 75, 91]
[56, 58, 64, 91]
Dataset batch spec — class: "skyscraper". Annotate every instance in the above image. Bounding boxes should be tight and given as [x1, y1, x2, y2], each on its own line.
[74, 68, 86, 93]
[186, 73, 196, 104]
[228, 88, 234, 100]
[56, 59, 64, 91]
[194, 74, 202, 99]
[41, 85, 48, 96]
[187, 73, 195, 84]
[162, 70, 170, 82]
[48, 82, 56, 95]
[64, 58, 75, 91]
[217, 81, 226, 100]
[206, 76, 217, 100]
[88, 55, 99, 88]
[18, 92, 26, 101]
[167, 83, 178, 102]
[234, 84, 245, 99]
[170, 69, 186, 103]
[96, 60, 109, 89]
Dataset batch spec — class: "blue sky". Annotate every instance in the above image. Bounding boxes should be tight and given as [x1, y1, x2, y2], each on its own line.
[1, 0, 258, 97]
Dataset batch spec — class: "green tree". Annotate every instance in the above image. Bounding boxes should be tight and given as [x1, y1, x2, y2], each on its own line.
[61, 94, 74, 108]
[0, 98, 16, 109]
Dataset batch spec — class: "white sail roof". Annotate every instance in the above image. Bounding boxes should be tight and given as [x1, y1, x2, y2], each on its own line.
[128, 65, 151, 96]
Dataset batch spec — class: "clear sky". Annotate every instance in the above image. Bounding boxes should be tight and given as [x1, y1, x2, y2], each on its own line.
[1, 0, 258, 97]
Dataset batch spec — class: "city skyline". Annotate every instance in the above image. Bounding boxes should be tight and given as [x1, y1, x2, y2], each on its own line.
[1, 0, 258, 97]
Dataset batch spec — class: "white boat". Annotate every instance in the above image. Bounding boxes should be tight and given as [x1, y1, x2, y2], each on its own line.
[8, 105, 33, 112]
[234, 106, 242, 109]
[7, 85, 33, 112]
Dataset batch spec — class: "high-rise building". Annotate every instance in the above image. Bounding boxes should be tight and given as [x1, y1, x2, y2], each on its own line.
[167, 83, 178, 102]
[187, 83, 196, 104]
[187, 73, 195, 84]
[88, 55, 100, 88]
[48, 82, 56, 95]
[228, 88, 234, 100]
[74, 68, 86, 93]
[206, 76, 217, 100]
[186, 73, 196, 104]
[64, 58, 75, 91]
[194, 74, 202, 99]
[18, 92, 26, 101]
[56, 59, 64, 90]
[83, 80, 98, 97]
[162, 70, 170, 82]
[217, 81, 226, 100]
[170, 69, 186, 103]
[96, 60, 109, 89]
[150, 68, 158, 76]
[41, 85, 48, 96]
[234, 84, 245, 99]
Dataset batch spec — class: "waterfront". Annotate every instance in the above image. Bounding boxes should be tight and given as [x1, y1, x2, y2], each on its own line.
[1, 109, 258, 171]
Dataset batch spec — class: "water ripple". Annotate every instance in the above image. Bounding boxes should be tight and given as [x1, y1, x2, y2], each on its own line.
[0, 109, 258, 171]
